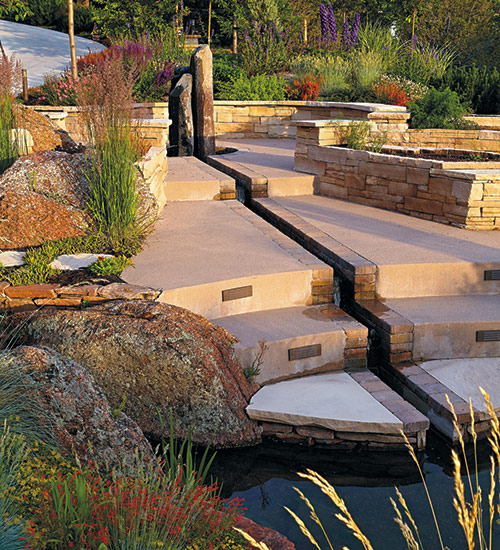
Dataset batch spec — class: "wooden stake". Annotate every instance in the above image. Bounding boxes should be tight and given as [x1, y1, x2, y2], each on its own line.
[207, 0, 212, 47]
[232, 17, 238, 54]
[22, 69, 28, 102]
[303, 17, 308, 47]
[68, 0, 78, 80]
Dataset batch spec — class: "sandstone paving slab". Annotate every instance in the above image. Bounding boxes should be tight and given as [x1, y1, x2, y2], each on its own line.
[122, 201, 329, 318]
[212, 305, 366, 384]
[383, 295, 500, 360]
[419, 358, 500, 415]
[256, 195, 500, 298]
[210, 139, 316, 196]
[165, 157, 235, 201]
[246, 372, 404, 434]
[0, 251, 25, 267]
[50, 253, 113, 271]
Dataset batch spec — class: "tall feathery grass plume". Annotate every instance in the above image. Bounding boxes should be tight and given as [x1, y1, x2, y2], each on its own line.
[75, 52, 153, 256]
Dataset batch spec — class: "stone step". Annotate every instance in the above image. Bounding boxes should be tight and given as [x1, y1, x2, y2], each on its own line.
[246, 371, 429, 449]
[379, 358, 500, 443]
[209, 139, 316, 198]
[211, 304, 367, 385]
[164, 157, 236, 201]
[252, 195, 500, 301]
[122, 201, 334, 319]
[354, 294, 500, 365]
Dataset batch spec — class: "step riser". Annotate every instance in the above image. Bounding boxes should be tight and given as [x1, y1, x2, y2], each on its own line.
[164, 181, 221, 202]
[413, 323, 500, 361]
[377, 263, 500, 299]
[233, 332, 358, 385]
[159, 272, 315, 319]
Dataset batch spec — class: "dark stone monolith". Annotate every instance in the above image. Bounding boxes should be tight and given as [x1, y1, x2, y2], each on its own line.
[168, 73, 194, 157]
[190, 45, 216, 160]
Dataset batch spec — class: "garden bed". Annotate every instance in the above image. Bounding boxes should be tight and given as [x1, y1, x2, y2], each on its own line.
[294, 142, 500, 230]
[381, 146, 500, 163]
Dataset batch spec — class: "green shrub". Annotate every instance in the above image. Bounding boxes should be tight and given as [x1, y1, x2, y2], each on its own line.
[409, 87, 472, 129]
[240, 21, 292, 75]
[88, 255, 132, 277]
[431, 64, 500, 115]
[218, 73, 288, 101]
[390, 42, 455, 85]
[213, 52, 243, 99]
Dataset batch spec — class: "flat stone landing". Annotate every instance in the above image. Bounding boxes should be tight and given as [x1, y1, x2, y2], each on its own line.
[212, 304, 367, 384]
[122, 200, 333, 318]
[164, 157, 236, 201]
[247, 371, 428, 450]
[383, 358, 500, 443]
[209, 139, 316, 198]
[253, 195, 500, 301]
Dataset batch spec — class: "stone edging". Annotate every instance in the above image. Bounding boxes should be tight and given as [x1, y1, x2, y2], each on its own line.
[379, 362, 491, 443]
[0, 282, 161, 313]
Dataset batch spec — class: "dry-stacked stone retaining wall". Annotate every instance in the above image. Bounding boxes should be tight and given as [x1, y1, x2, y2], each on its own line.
[295, 120, 500, 230]
[0, 282, 160, 313]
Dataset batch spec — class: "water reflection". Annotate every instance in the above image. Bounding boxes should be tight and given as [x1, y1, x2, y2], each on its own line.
[211, 430, 500, 550]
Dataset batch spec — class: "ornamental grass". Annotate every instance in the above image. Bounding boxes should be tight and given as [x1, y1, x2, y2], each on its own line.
[76, 53, 153, 256]
[0, 48, 21, 174]
[238, 388, 500, 550]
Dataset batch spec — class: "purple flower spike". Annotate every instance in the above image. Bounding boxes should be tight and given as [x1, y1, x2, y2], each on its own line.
[319, 4, 328, 38]
[327, 4, 337, 43]
[342, 17, 349, 49]
[350, 13, 360, 45]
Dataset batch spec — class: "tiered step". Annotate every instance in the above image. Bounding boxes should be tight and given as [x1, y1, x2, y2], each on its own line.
[252, 195, 500, 358]
[384, 359, 500, 443]
[354, 295, 500, 364]
[246, 371, 429, 450]
[251, 193, 500, 441]
[209, 139, 316, 198]
[212, 304, 367, 385]
[164, 157, 236, 201]
[122, 200, 333, 319]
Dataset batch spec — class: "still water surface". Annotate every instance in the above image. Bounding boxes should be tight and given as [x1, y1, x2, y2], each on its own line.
[211, 432, 500, 549]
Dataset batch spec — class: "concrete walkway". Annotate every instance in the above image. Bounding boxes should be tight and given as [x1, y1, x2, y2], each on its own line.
[0, 20, 105, 86]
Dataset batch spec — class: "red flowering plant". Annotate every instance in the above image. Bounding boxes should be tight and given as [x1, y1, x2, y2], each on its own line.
[23, 460, 245, 550]
[371, 78, 409, 106]
[287, 73, 322, 101]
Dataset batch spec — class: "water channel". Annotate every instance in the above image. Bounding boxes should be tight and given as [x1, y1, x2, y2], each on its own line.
[211, 431, 500, 549]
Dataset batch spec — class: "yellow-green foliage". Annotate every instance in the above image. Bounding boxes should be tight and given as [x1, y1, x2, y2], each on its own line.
[8, 440, 79, 519]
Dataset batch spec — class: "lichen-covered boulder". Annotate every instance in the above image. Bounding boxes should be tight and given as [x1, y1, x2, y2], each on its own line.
[7, 345, 154, 469]
[0, 151, 90, 249]
[234, 516, 296, 550]
[9, 300, 261, 448]
[0, 150, 157, 250]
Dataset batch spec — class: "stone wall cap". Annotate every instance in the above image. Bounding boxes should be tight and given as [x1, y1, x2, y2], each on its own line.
[292, 119, 361, 127]
[213, 100, 407, 111]
[133, 118, 172, 127]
